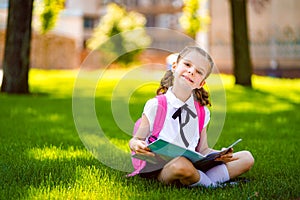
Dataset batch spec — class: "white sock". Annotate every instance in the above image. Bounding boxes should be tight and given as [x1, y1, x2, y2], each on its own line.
[206, 164, 230, 184]
[189, 164, 230, 188]
[189, 170, 216, 187]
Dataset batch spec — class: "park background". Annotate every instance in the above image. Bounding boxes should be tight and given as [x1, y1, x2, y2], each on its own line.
[0, 0, 299, 199]
[0, 0, 299, 75]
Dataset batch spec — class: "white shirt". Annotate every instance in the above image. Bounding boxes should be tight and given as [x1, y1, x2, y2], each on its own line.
[143, 88, 210, 151]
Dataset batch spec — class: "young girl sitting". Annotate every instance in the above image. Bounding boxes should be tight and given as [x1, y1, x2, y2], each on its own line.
[129, 46, 254, 187]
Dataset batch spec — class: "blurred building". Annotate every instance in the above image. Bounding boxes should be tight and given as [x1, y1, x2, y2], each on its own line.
[210, 0, 300, 77]
[63, 0, 184, 48]
[0, 0, 299, 76]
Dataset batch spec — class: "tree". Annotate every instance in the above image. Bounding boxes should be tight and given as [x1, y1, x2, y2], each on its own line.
[179, 0, 210, 39]
[87, 3, 150, 66]
[35, 0, 65, 34]
[229, 0, 252, 86]
[229, 0, 270, 87]
[1, 0, 34, 94]
[1, 0, 65, 94]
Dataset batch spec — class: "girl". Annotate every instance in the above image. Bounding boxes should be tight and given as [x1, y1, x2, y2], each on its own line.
[129, 46, 254, 187]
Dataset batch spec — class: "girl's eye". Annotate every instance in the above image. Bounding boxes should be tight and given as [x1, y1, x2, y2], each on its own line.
[196, 69, 204, 75]
[184, 62, 191, 67]
[197, 70, 203, 75]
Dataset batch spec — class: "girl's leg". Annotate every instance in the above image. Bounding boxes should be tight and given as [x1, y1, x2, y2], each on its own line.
[157, 156, 199, 185]
[157, 151, 254, 186]
[226, 150, 254, 179]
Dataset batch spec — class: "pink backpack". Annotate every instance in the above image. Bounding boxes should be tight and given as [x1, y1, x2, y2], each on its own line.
[128, 95, 205, 177]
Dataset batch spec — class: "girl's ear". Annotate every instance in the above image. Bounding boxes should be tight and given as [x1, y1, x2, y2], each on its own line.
[171, 62, 177, 72]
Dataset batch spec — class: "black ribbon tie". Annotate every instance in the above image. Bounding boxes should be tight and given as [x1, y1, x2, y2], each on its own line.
[172, 104, 196, 147]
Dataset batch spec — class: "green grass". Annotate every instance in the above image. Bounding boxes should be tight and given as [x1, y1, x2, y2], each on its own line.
[0, 69, 299, 199]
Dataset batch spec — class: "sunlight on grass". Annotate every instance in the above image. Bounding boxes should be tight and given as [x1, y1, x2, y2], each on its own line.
[27, 165, 107, 199]
[46, 113, 63, 122]
[247, 102, 292, 112]
[222, 75, 299, 113]
[227, 92, 295, 113]
[95, 68, 162, 99]
[26, 164, 134, 200]
[29, 69, 78, 97]
[28, 69, 300, 98]
[129, 84, 158, 104]
[216, 74, 235, 89]
[253, 75, 300, 104]
[218, 74, 300, 105]
[27, 146, 91, 161]
[109, 138, 131, 153]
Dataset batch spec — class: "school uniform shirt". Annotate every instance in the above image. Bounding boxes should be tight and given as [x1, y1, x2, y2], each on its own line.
[143, 88, 210, 151]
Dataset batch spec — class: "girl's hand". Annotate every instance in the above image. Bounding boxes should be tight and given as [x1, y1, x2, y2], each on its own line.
[215, 148, 238, 163]
[130, 138, 155, 157]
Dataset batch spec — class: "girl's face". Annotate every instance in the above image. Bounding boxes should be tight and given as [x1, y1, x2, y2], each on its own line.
[172, 51, 210, 90]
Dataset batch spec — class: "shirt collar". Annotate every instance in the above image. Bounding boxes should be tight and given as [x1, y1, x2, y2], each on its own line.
[165, 87, 194, 109]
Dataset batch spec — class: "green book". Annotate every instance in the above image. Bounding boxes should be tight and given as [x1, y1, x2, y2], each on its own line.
[132, 138, 242, 172]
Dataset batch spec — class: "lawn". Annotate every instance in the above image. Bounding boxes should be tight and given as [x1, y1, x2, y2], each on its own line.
[0, 69, 299, 200]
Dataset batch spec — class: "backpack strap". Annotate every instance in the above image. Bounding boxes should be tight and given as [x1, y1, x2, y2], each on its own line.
[194, 101, 205, 146]
[148, 95, 167, 143]
[194, 101, 205, 151]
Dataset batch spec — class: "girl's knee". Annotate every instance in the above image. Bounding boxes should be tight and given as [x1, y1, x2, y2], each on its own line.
[168, 157, 195, 178]
[241, 150, 255, 170]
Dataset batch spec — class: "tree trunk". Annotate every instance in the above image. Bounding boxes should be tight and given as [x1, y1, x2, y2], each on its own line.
[229, 0, 252, 87]
[1, 0, 34, 94]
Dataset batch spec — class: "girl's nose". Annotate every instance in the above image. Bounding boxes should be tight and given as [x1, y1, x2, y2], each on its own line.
[188, 67, 195, 75]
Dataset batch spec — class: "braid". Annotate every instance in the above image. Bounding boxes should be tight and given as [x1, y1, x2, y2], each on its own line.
[193, 87, 211, 106]
[156, 70, 174, 95]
